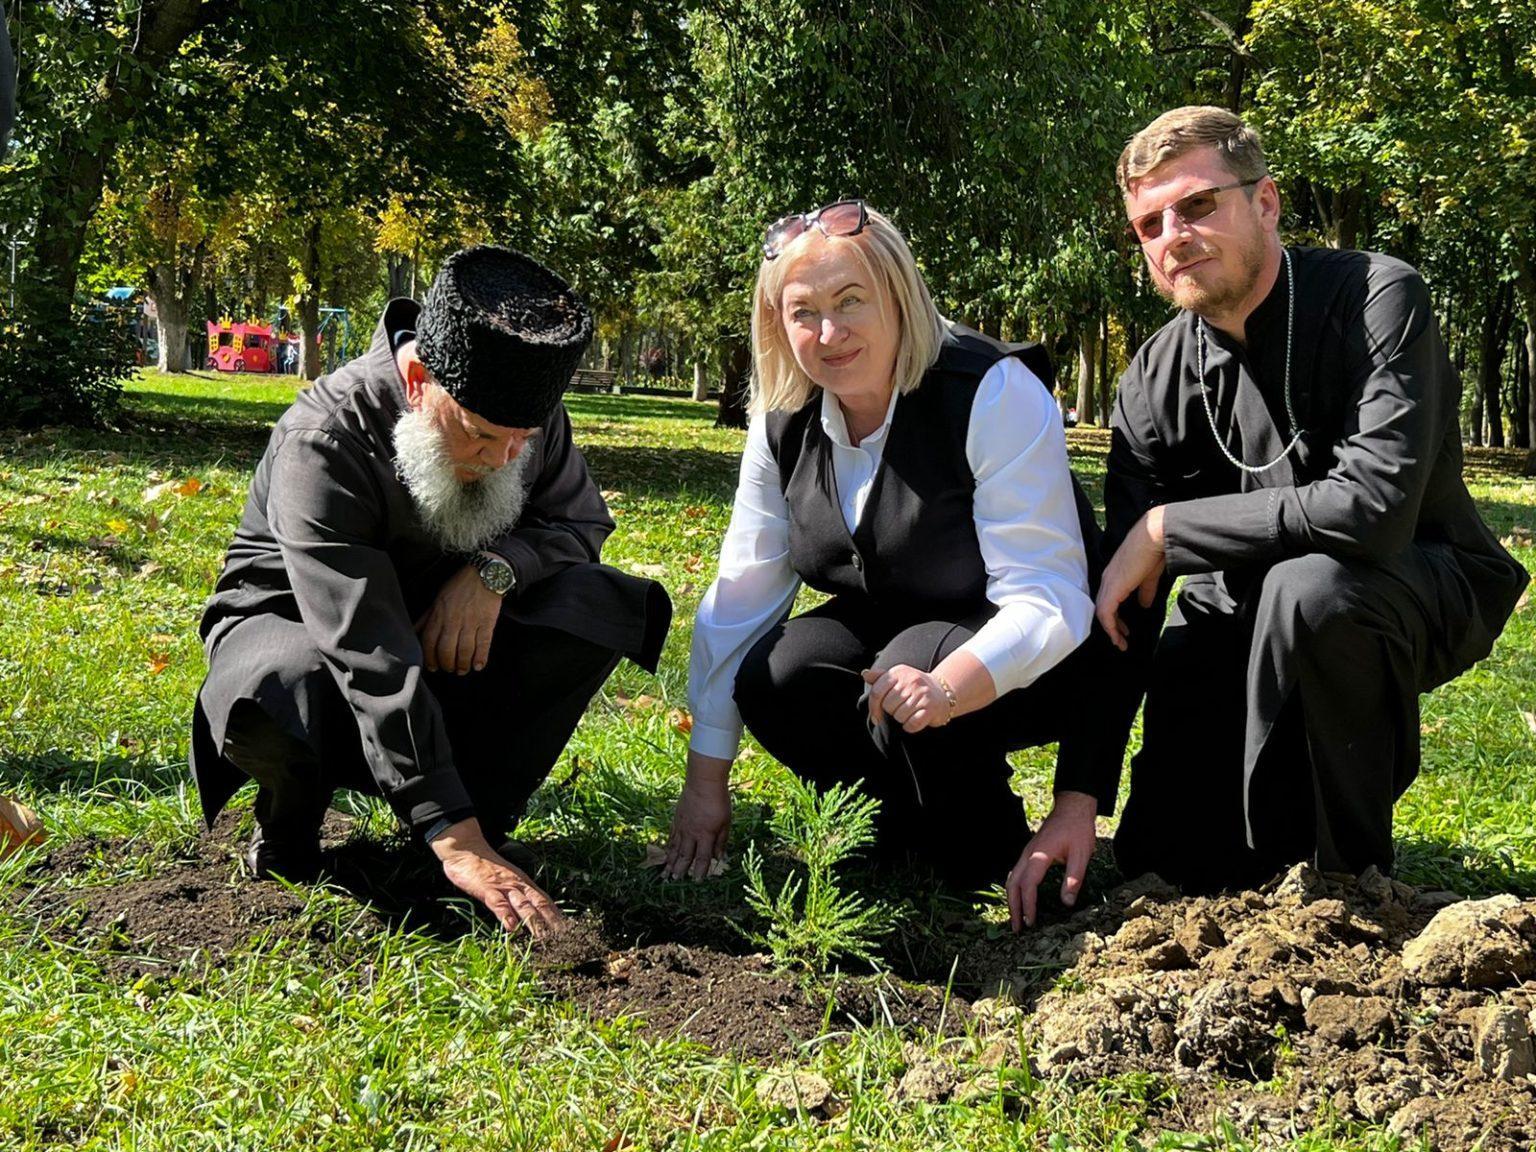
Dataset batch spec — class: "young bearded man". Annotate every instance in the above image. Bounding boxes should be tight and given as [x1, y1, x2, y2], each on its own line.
[1007, 107, 1527, 928]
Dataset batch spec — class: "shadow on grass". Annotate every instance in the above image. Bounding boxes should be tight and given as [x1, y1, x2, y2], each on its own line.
[127, 388, 294, 429]
[1393, 833, 1536, 897]
[1, 420, 273, 474]
[1, 752, 186, 797]
[1463, 497, 1536, 539]
[566, 394, 729, 423]
[581, 443, 749, 501]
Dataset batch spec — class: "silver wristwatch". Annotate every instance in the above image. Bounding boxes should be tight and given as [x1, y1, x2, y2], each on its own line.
[469, 552, 516, 596]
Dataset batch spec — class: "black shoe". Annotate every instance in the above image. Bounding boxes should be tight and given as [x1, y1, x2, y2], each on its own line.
[244, 822, 323, 882]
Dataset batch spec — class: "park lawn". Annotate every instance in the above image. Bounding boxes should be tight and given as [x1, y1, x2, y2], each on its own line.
[0, 369, 1532, 1150]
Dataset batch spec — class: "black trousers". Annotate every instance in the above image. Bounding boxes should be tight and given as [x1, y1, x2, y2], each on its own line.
[212, 613, 620, 844]
[734, 598, 1089, 889]
[1113, 552, 1438, 891]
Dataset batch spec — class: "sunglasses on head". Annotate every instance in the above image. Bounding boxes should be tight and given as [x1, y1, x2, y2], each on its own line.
[762, 199, 868, 260]
[1125, 178, 1263, 244]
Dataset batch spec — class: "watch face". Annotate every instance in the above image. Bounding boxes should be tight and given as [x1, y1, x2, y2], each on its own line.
[478, 557, 515, 594]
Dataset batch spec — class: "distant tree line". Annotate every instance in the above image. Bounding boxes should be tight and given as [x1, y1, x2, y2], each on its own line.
[1, 0, 1532, 444]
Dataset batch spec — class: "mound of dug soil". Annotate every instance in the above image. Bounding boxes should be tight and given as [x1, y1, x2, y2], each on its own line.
[954, 865, 1536, 1149]
[17, 825, 952, 1063]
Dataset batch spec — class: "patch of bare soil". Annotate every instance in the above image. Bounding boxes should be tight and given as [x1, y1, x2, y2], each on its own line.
[953, 866, 1536, 1149]
[17, 824, 952, 1063]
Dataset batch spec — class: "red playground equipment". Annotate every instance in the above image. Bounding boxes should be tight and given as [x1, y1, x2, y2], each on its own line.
[205, 316, 276, 373]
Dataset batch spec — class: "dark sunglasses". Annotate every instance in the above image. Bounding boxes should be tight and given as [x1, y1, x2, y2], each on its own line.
[762, 199, 868, 260]
[1125, 178, 1263, 244]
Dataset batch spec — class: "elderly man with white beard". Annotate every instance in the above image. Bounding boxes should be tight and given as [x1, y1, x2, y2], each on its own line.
[190, 246, 670, 937]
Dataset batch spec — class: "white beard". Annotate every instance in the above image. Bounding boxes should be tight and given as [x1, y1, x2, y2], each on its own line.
[392, 408, 532, 553]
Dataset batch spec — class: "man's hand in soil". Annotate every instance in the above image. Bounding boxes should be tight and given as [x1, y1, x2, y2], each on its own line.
[1007, 791, 1097, 932]
[431, 818, 565, 937]
[415, 565, 502, 674]
[1095, 505, 1166, 652]
[664, 749, 731, 880]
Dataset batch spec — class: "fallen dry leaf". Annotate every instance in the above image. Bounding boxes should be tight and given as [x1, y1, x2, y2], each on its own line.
[106, 518, 129, 533]
[147, 652, 172, 675]
[1516, 585, 1531, 613]
[631, 562, 666, 578]
[173, 477, 204, 497]
[141, 481, 174, 503]
[0, 796, 46, 858]
[640, 844, 727, 877]
[641, 844, 668, 868]
[1523, 711, 1536, 737]
[669, 707, 693, 735]
[143, 510, 163, 535]
[135, 561, 163, 579]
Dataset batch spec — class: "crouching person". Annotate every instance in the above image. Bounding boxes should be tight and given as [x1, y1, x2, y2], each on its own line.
[190, 246, 671, 936]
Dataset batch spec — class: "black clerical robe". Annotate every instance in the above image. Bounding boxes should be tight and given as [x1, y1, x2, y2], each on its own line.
[190, 299, 670, 837]
[1101, 246, 1526, 879]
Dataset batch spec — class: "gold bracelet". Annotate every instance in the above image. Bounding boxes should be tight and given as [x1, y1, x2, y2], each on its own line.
[936, 674, 958, 722]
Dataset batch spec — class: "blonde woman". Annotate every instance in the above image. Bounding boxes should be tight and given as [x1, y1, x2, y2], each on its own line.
[666, 201, 1102, 890]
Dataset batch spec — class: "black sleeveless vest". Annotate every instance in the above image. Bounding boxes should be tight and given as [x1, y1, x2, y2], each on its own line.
[764, 327, 1097, 622]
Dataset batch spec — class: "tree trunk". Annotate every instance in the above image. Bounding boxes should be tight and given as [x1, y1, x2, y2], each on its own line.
[716, 339, 751, 429]
[297, 220, 323, 381]
[1223, 0, 1253, 110]
[691, 359, 709, 402]
[386, 253, 412, 299]
[144, 234, 206, 374]
[1479, 280, 1513, 448]
[20, 0, 207, 327]
[1097, 312, 1113, 423]
[617, 328, 633, 388]
[1512, 249, 1536, 457]
[155, 301, 190, 374]
[1514, 324, 1530, 451]
[1075, 325, 1098, 427]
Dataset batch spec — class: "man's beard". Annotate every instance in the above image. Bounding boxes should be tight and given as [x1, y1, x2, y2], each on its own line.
[1159, 231, 1267, 318]
[393, 408, 532, 553]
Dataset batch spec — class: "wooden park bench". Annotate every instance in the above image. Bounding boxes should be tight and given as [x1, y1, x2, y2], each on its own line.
[570, 368, 619, 393]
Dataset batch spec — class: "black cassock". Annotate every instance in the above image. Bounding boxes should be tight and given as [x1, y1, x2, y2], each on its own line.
[190, 300, 670, 845]
[1098, 247, 1527, 887]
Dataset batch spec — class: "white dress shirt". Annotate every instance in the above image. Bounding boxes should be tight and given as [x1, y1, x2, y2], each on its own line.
[687, 353, 1093, 761]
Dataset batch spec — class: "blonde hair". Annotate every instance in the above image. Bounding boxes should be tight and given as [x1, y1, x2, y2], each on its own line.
[749, 207, 947, 417]
[1117, 106, 1269, 194]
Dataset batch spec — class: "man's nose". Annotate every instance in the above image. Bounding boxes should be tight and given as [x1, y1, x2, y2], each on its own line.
[487, 437, 520, 467]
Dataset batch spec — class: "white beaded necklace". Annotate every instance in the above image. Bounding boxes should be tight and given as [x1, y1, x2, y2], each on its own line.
[1196, 247, 1303, 475]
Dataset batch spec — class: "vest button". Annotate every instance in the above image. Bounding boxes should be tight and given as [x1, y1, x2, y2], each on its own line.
[850, 552, 863, 571]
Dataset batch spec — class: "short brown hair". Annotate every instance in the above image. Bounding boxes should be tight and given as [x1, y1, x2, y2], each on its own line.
[1117, 106, 1268, 194]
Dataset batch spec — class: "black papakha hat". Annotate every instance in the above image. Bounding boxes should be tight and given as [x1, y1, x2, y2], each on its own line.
[415, 245, 593, 429]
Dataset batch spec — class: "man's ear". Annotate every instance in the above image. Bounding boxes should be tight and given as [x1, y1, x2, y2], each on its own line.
[403, 357, 428, 410]
[1257, 175, 1282, 231]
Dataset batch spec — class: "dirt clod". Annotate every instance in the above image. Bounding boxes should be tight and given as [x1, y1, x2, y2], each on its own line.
[1401, 894, 1536, 988]
[1472, 1005, 1536, 1080]
[950, 866, 1536, 1149]
[1304, 994, 1395, 1047]
[756, 1068, 836, 1114]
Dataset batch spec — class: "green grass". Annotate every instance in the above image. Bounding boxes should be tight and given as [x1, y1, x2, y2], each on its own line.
[1, 370, 1531, 1150]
